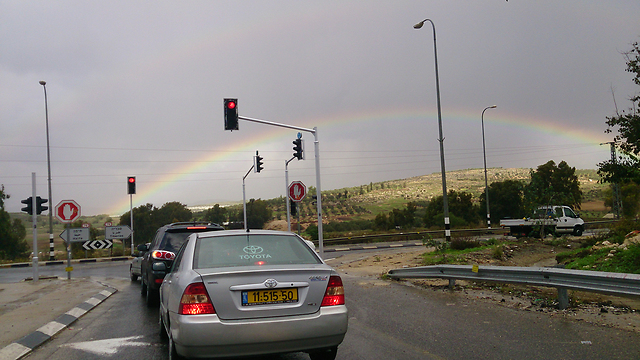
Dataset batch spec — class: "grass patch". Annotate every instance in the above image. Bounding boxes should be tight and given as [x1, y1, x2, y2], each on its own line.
[421, 242, 487, 266]
[561, 244, 640, 274]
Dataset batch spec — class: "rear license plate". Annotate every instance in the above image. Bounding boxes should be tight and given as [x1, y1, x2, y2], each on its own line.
[242, 288, 298, 306]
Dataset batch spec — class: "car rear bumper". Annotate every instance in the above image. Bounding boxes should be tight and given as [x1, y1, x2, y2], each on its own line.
[170, 305, 348, 358]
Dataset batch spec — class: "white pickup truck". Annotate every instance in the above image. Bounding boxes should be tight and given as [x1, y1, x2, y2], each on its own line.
[500, 205, 584, 238]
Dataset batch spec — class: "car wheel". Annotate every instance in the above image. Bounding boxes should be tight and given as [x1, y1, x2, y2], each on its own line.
[159, 309, 168, 341]
[141, 278, 147, 297]
[573, 226, 583, 236]
[146, 285, 159, 307]
[130, 266, 138, 281]
[168, 332, 184, 360]
[308, 346, 338, 360]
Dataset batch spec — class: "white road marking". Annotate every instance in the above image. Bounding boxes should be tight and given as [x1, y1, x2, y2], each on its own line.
[63, 335, 149, 355]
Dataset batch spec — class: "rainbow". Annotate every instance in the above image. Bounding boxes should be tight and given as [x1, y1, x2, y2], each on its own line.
[104, 107, 612, 215]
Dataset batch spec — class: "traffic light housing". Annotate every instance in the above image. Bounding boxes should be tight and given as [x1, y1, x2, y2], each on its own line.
[293, 138, 304, 160]
[21, 197, 33, 215]
[35, 196, 48, 215]
[128, 176, 136, 195]
[254, 152, 264, 173]
[290, 199, 297, 216]
[224, 98, 238, 131]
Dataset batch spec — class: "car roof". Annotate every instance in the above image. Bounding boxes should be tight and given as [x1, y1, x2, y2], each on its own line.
[194, 229, 299, 239]
[161, 222, 224, 231]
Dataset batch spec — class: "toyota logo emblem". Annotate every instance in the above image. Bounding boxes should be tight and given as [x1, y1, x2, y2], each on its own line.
[243, 246, 264, 254]
[264, 279, 278, 288]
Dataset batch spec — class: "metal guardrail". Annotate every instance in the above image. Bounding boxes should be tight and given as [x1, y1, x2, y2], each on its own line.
[387, 264, 640, 309]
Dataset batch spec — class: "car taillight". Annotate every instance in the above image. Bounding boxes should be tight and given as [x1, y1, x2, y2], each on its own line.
[152, 250, 175, 260]
[321, 275, 345, 307]
[179, 282, 216, 315]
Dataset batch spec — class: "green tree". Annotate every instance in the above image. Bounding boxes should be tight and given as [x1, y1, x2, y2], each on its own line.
[246, 199, 272, 229]
[524, 160, 582, 211]
[424, 190, 479, 227]
[120, 203, 157, 246]
[0, 185, 29, 260]
[155, 201, 192, 225]
[598, 41, 640, 217]
[479, 179, 526, 223]
[605, 181, 640, 218]
[203, 204, 227, 225]
[374, 212, 390, 230]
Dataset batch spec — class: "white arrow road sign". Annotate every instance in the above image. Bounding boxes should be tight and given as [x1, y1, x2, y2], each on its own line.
[105, 225, 132, 240]
[82, 240, 113, 251]
[63, 336, 149, 356]
[59, 228, 90, 243]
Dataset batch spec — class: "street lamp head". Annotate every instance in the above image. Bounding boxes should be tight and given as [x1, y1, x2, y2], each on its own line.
[490, 105, 497, 109]
[39, 81, 46, 86]
[414, 18, 434, 29]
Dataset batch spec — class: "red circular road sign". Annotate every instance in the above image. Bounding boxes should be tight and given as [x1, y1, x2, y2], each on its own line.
[55, 200, 81, 223]
[288, 181, 307, 202]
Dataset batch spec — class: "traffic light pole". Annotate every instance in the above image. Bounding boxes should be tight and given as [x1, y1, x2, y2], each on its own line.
[30, 173, 39, 281]
[130, 194, 134, 256]
[284, 156, 295, 232]
[237, 116, 325, 259]
[242, 165, 255, 230]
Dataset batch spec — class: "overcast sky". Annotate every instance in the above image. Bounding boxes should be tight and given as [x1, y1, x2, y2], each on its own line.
[2, 1, 640, 216]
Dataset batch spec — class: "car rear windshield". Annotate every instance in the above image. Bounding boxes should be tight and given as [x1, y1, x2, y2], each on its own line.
[193, 234, 321, 269]
[161, 228, 216, 253]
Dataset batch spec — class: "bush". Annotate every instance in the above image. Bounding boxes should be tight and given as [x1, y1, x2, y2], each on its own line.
[450, 238, 481, 251]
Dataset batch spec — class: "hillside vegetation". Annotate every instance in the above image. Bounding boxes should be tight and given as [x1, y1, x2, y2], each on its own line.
[6, 168, 609, 262]
[251, 168, 607, 233]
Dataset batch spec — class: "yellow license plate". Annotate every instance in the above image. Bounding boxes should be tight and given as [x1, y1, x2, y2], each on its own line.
[242, 288, 298, 306]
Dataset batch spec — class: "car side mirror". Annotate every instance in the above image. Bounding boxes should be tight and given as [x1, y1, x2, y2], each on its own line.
[137, 244, 148, 252]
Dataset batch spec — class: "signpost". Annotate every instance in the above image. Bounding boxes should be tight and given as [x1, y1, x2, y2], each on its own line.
[83, 240, 113, 251]
[59, 228, 90, 242]
[55, 200, 81, 279]
[105, 225, 132, 240]
[288, 181, 307, 202]
[288, 181, 306, 235]
[55, 200, 80, 223]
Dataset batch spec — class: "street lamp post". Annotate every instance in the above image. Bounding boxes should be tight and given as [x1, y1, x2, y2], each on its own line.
[39, 81, 54, 261]
[414, 18, 450, 242]
[481, 105, 497, 229]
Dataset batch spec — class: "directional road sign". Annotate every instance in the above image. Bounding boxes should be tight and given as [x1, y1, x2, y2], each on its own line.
[83, 240, 113, 251]
[288, 181, 307, 202]
[55, 200, 81, 223]
[60, 228, 90, 243]
[105, 225, 132, 240]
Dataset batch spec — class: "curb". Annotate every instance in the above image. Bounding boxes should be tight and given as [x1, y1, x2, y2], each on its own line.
[324, 241, 424, 253]
[0, 286, 117, 360]
[0, 257, 132, 269]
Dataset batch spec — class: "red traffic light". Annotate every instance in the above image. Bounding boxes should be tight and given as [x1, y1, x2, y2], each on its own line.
[127, 176, 136, 194]
[227, 101, 236, 109]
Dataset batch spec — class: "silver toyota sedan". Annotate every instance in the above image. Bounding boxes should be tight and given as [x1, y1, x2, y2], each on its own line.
[159, 230, 348, 360]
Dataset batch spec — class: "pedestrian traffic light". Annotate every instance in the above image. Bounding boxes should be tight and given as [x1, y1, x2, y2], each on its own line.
[21, 197, 33, 215]
[35, 196, 48, 215]
[224, 98, 238, 131]
[127, 176, 136, 195]
[293, 138, 304, 160]
[290, 199, 297, 216]
[254, 151, 264, 173]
